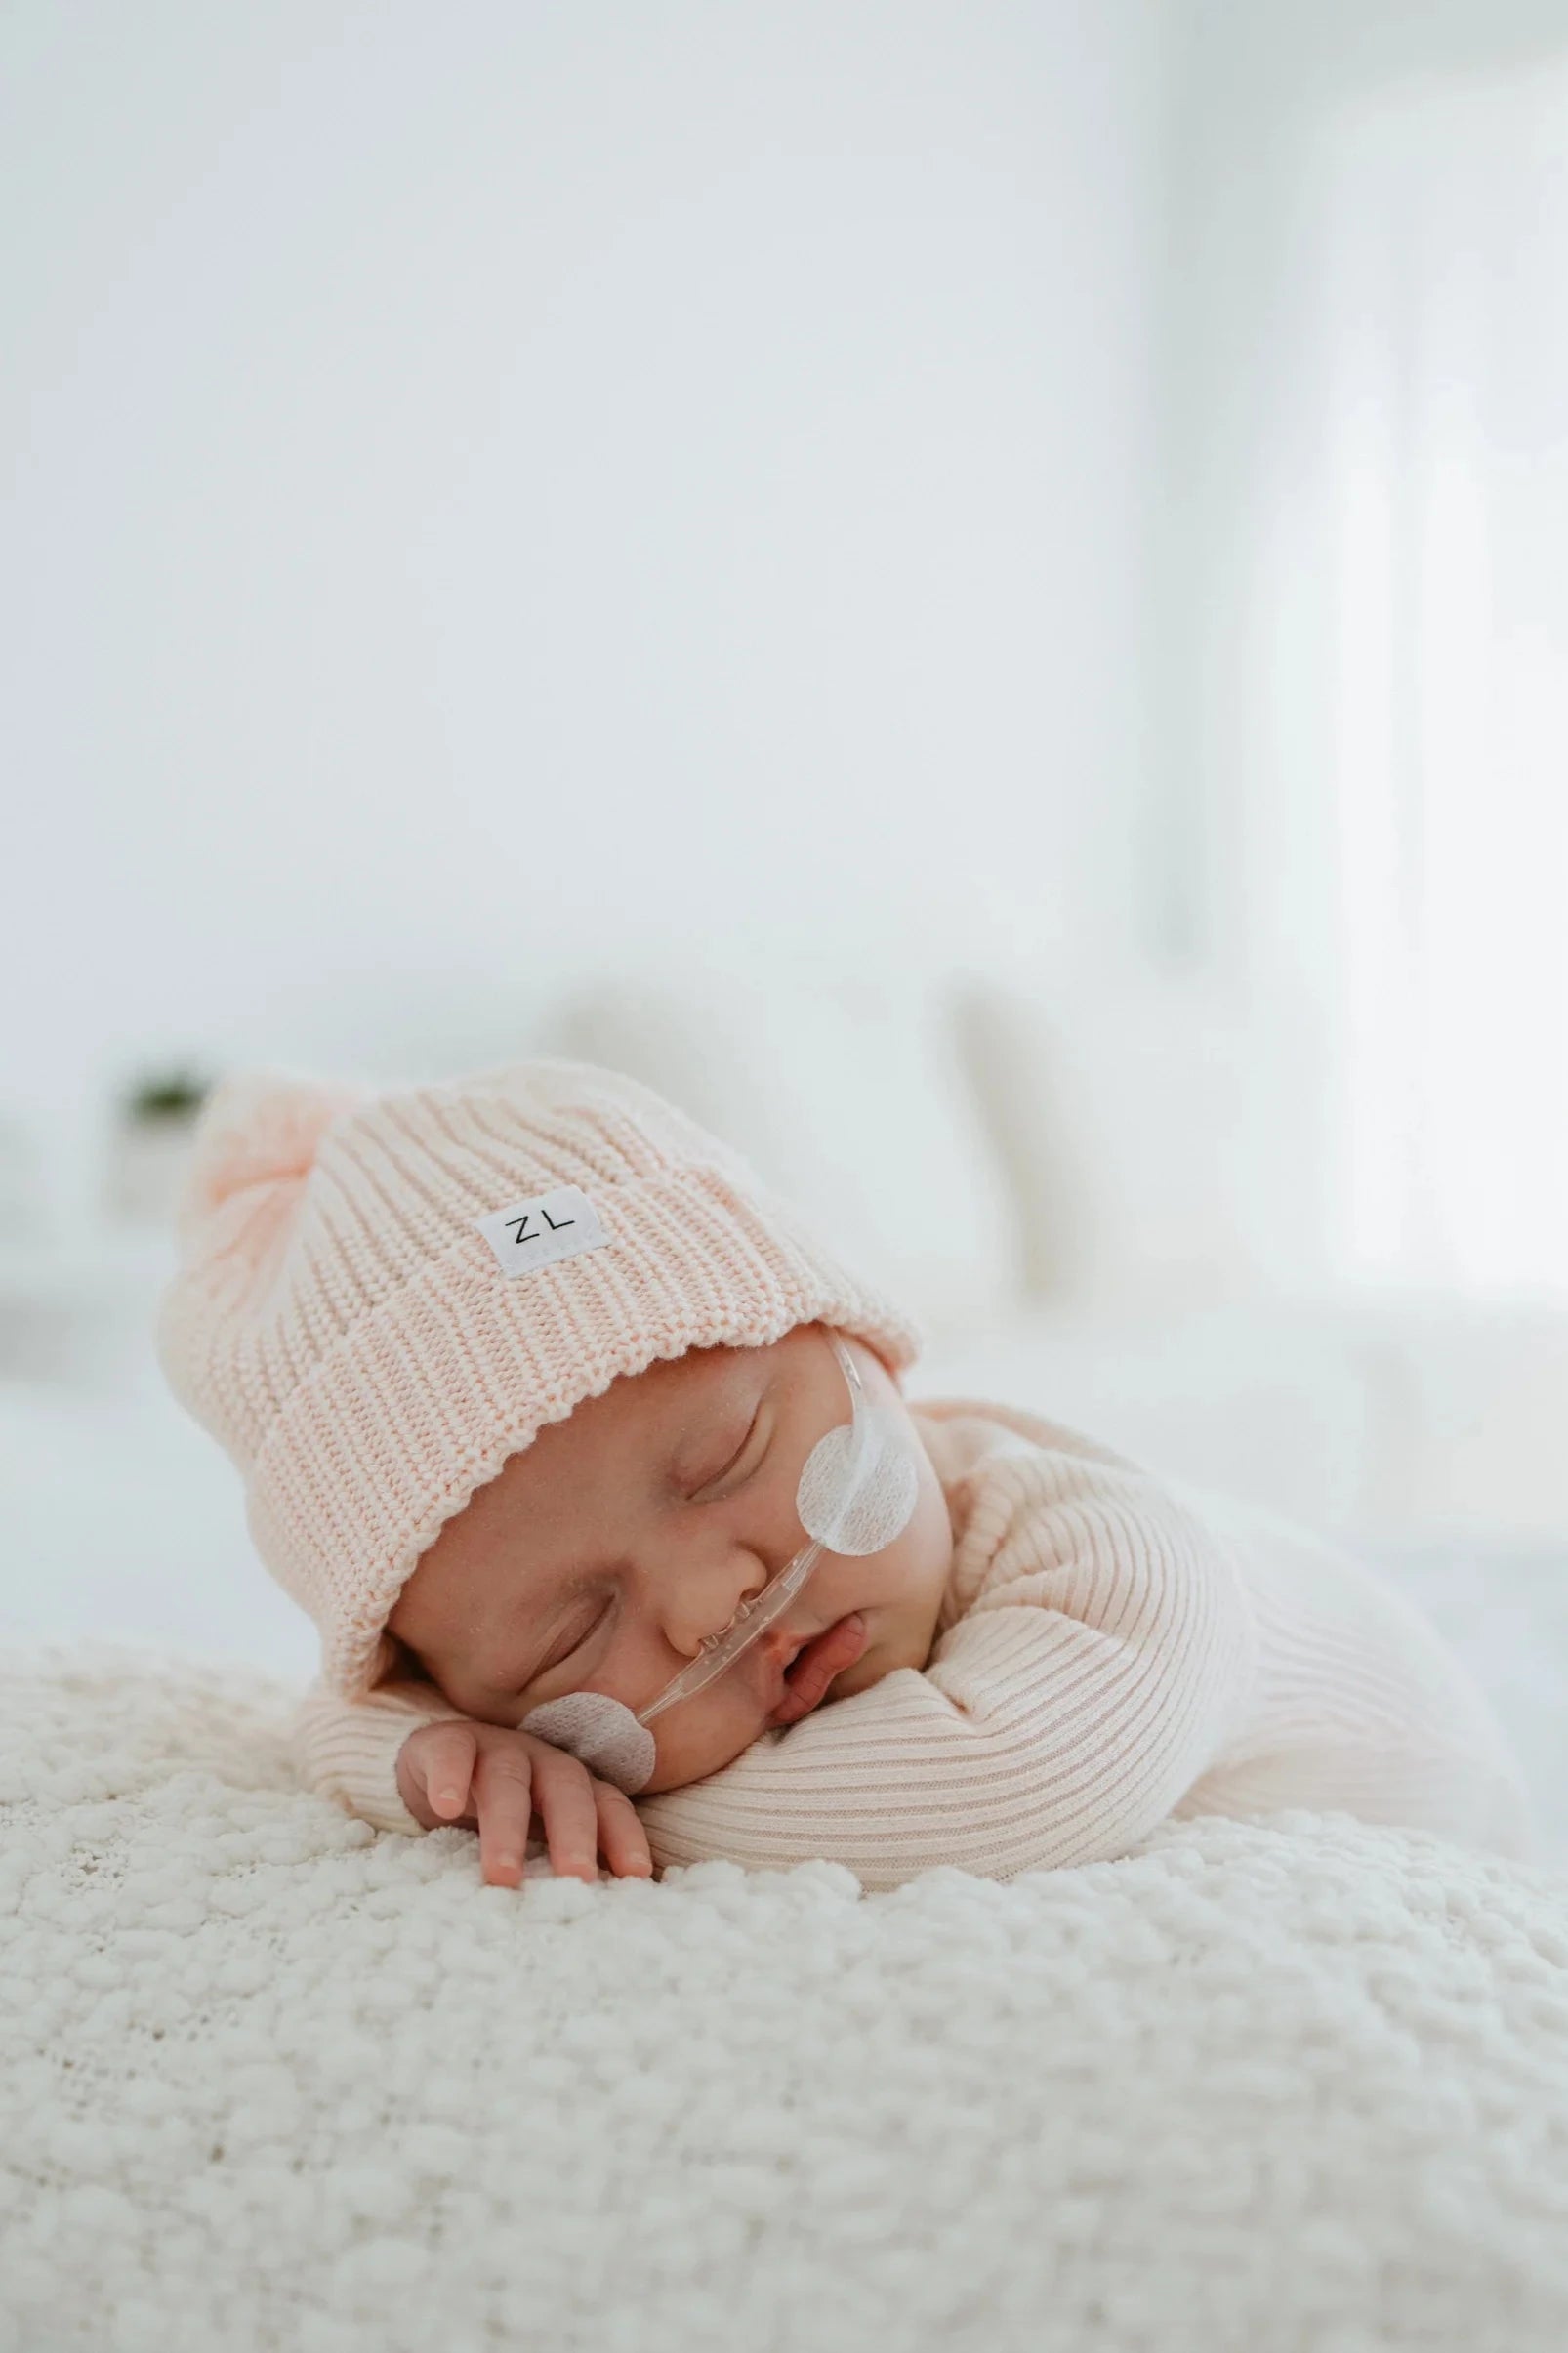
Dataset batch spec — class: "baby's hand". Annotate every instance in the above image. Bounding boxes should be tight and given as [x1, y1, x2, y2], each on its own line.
[395, 1720, 654, 1890]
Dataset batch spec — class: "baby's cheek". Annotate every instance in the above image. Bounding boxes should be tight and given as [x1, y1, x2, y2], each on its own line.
[856, 1530, 948, 1682]
[641, 1688, 769, 1795]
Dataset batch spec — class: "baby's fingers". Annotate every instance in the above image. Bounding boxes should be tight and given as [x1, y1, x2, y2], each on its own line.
[527, 1747, 602, 1885]
[595, 1783, 653, 1879]
[422, 1728, 479, 1820]
[472, 1743, 536, 1888]
[399, 1722, 478, 1826]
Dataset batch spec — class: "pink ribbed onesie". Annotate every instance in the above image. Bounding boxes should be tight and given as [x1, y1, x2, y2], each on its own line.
[294, 1393, 1536, 1890]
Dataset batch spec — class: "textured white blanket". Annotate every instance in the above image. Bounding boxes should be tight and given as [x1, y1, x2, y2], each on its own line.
[5, 1642, 1568, 2353]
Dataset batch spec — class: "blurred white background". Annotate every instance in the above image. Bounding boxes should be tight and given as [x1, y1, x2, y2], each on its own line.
[3, 0, 1162, 1161]
[5, 0, 1568, 1831]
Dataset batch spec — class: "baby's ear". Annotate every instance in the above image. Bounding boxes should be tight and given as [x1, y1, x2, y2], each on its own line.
[174, 1068, 368, 1247]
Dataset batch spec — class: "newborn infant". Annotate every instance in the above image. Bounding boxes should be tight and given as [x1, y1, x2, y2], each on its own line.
[158, 1056, 1536, 1896]
[302, 1310, 1537, 1892]
[380, 1322, 950, 1884]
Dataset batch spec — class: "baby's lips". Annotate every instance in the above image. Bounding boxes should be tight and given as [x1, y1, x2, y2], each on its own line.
[768, 1612, 867, 1727]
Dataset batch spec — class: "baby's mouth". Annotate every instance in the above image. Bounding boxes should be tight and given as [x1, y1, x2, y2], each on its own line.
[766, 1613, 868, 1728]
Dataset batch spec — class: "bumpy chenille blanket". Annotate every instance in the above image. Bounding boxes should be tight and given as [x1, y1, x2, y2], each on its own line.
[4, 1641, 1568, 2353]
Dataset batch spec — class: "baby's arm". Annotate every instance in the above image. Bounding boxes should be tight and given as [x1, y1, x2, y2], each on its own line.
[637, 1448, 1260, 1892]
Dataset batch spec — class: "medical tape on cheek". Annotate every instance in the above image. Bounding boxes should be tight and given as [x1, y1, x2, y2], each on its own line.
[797, 1403, 920, 1556]
[520, 1691, 657, 1798]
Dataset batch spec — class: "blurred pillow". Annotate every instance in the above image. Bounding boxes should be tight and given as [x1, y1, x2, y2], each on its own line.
[544, 961, 1026, 1341]
[952, 970, 1325, 1310]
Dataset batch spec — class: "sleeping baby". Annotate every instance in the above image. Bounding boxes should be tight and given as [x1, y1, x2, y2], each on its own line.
[157, 1058, 1535, 1893]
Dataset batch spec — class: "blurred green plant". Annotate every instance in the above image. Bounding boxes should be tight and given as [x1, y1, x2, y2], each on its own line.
[121, 1070, 211, 1123]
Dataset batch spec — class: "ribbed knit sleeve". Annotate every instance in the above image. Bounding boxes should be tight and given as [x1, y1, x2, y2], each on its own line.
[636, 1433, 1259, 1891]
[291, 1676, 470, 1836]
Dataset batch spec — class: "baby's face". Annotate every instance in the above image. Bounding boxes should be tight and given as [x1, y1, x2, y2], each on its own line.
[387, 1323, 954, 1794]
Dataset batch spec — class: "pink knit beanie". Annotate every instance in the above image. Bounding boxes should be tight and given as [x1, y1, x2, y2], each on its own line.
[156, 1057, 924, 1701]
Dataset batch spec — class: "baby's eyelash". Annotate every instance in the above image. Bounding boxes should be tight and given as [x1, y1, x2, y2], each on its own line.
[697, 1410, 770, 1499]
[539, 1600, 608, 1679]
[716, 1416, 760, 1482]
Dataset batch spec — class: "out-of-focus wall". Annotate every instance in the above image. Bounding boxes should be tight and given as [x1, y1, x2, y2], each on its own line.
[1146, 0, 1568, 1290]
[0, 0, 1168, 1209]
[1152, 0, 1568, 974]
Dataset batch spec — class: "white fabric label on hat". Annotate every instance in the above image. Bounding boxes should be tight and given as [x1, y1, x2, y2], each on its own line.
[474, 1184, 611, 1279]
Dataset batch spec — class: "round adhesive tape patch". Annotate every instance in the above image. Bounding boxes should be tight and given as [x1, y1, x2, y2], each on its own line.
[797, 1409, 920, 1556]
[521, 1693, 657, 1796]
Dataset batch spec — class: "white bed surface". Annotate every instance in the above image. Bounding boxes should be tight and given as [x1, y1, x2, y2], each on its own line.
[6, 1644, 1567, 2353]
